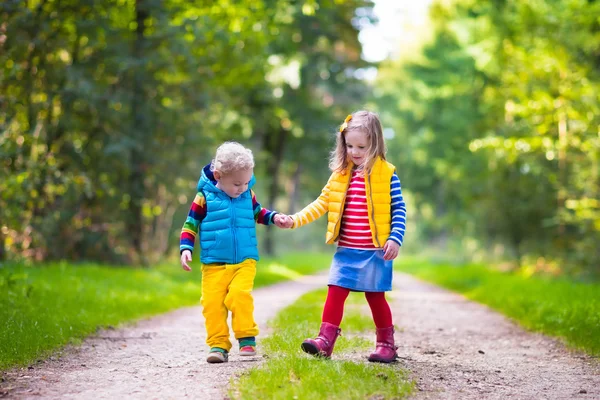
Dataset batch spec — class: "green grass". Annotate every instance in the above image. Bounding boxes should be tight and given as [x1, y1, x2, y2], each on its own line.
[396, 258, 600, 357]
[0, 252, 332, 371]
[231, 289, 414, 400]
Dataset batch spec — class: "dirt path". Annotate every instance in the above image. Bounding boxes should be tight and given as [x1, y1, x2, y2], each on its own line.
[3, 272, 599, 399]
[392, 273, 599, 400]
[1, 274, 328, 400]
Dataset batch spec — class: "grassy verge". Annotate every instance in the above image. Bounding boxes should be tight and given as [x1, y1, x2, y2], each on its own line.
[396, 258, 600, 356]
[231, 289, 414, 399]
[0, 252, 332, 371]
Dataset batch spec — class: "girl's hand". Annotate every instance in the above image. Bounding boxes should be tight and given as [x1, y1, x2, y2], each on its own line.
[180, 250, 192, 271]
[383, 240, 400, 261]
[274, 214, 294, 229]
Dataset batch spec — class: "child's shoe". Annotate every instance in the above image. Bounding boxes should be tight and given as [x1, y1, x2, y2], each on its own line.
[206, 347, 228, 363]
[301, 322, 341, 358]
[239, 337, 257, 356]
[368, 326, 398, 363]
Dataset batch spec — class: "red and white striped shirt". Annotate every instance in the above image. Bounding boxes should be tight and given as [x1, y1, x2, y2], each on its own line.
[338, 170, 378, 250]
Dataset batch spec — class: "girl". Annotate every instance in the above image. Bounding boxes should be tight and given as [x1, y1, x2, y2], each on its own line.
[291, 111, 407, 363]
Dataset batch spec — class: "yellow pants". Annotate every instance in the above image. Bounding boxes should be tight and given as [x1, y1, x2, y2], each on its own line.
[201, 258, 259, 352]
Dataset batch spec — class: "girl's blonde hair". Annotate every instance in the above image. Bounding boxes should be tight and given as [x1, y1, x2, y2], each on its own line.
[329, 110, 387, 173]
[211, 141, 255, 175]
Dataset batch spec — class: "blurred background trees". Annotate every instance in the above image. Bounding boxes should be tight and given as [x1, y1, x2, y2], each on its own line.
[377, 0, 600, 276]
[0, 0, 373, 264]
[1, 0, 598, 277]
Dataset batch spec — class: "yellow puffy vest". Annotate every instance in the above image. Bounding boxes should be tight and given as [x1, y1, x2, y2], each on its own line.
[326, 158, 395, 247]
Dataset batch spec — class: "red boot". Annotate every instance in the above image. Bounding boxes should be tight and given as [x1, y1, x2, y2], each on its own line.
[368, 326, 398, 363]
[301, 322, 341, 358]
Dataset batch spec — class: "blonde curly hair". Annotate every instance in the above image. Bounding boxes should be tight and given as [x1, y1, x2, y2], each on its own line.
[210, 142, 255, 175]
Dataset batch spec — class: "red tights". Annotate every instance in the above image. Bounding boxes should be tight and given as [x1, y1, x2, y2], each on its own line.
[321, 285, 392, 328]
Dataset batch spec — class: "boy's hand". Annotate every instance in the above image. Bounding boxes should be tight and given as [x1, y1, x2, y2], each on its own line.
[383, 240, 400, 261]
[274, 214, 294, 229]
[180, 250, 192, 271]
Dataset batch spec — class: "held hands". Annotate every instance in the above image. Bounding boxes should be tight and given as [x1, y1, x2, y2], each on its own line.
[180, 250, 192, 271]
[383, 240, 400, 261]
[180, 215, 292, 272]
[274, 214, 294, 229]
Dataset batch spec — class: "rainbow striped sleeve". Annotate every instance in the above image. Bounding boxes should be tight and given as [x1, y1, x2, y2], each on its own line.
[291, 177, 330, 228]
[388, 172, 407, 246]
[251, 190, 277, 225]
[179, 192, 207, 254]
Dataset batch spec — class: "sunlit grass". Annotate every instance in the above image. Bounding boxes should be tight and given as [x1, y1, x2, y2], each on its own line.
[396, 258, 600, 357]
[0, 252, 332, 371]
[231, 289, 414, 399]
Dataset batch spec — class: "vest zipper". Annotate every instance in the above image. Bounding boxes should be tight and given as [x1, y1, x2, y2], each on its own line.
[367, 173, 381, 247]
[333, 175, 351, 242]
[231, 198, 237, 263]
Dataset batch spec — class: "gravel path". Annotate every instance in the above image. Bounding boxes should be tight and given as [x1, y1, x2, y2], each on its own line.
[2, 271, 598, 400]
[1, 274, 328, 399]
[392, 273, 599, 400]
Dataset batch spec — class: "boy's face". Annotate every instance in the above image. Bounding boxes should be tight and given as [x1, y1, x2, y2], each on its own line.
[214, 168, 253, 198]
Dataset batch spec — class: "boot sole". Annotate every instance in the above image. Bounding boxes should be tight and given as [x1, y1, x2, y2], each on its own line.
[206, 353, 228, 363]
[301, 342, 328, 357]
[207, 356, 227, 363]
[367, 355, 397, 364]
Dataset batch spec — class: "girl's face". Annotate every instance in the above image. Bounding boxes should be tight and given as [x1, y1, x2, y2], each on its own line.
[345, 129, 369, 167]
[214, 168, 253, 198]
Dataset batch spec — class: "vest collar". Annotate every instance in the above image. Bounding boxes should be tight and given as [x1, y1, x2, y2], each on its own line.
[197, 163, 256, 196]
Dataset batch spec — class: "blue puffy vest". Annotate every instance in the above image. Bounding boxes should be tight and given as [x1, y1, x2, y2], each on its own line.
[197, 165, 259, 264]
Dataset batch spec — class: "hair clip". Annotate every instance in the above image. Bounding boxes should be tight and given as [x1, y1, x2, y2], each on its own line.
[339, 115, 353, 133]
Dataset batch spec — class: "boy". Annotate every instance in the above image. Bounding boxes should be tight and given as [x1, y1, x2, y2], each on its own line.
[180, 142, 291, 363]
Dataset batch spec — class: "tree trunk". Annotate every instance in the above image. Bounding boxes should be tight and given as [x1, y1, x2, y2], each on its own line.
[512, 236, 523, 269]
[142, 184, 177, 262]
[0, 220, 5, 262]
[263, 127, 288, 255]
[556, 98, 568, 238]
[287, 164, 302, 215]
[127, 0, 149, 264]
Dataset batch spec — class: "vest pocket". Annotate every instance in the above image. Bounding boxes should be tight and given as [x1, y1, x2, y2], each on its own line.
[238, 228, 257, 248]
[200, 234, 220, 252]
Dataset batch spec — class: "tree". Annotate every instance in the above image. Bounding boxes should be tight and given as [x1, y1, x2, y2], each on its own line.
[375, 0, 600, 275]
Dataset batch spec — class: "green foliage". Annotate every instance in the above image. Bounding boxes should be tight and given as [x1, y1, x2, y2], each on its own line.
[0, 1, 373, 263]
[376, 0, 600, 274]
[0, 252, 331, 371]
[396, 258, 600, 356]
[231, 289, 414, 400]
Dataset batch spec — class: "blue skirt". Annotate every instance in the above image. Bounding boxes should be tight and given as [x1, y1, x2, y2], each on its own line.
[328, 247, 393, 292]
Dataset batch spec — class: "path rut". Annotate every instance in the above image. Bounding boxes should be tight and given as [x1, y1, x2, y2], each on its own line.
[1, 275, 328, 399]
[392, 273, 599, 400]
[2, 272, 598, 400]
